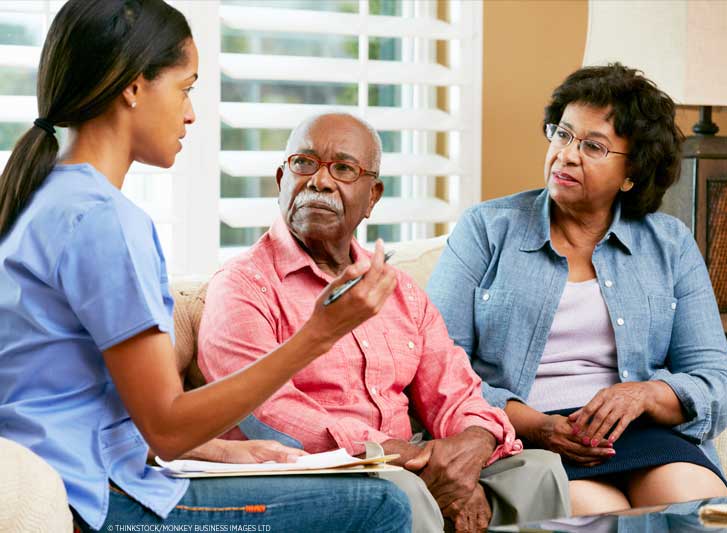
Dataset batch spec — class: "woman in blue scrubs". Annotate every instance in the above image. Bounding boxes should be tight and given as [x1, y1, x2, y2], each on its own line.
[0, 1, 408, 531]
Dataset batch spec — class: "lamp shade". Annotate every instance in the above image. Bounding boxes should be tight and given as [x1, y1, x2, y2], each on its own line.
[582, 0, 727, 106]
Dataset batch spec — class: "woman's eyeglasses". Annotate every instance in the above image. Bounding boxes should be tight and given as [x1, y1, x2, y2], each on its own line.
[545, 123, 628, 160]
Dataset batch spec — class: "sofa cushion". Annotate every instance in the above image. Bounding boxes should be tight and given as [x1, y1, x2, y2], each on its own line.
[716, 431, 727, 470]
[171, 278, 208, 390]
[168, 236, 727, 473]
[386, 235, 446, 289]
[0, 438, 73, 532]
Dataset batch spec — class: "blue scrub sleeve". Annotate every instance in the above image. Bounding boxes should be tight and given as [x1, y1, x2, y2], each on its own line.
[55, 202, 173, 351]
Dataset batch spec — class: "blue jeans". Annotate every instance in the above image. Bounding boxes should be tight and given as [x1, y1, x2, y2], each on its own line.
[76, 475, 411, 532]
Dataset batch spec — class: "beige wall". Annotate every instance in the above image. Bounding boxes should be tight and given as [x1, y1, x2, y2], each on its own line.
[481, 0, 727, 201]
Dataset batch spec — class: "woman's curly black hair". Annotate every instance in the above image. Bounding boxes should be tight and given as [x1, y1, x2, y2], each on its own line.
[543, 63, 684, 219]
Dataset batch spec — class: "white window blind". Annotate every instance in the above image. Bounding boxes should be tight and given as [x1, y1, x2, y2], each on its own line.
[212, 0, 483, 265]
[0, 1, 61, 185]
[1, 0, 483, 278]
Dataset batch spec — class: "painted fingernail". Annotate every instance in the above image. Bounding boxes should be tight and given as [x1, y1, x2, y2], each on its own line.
[571, 426, 579, 435]
[582, 437, 591, 445]
[607, 449, 616, 455]
[590, 438, 598, 447]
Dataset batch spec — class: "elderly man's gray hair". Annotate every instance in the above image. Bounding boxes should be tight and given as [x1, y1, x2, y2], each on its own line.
[285, 112, 383, 172]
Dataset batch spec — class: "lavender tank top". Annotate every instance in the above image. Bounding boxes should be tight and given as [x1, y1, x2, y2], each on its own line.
[527, 278, 619, 412]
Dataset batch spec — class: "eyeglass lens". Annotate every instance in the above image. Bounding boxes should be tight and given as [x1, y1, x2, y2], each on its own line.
[546, 124, 609, 159]
[289, 154, 360, 181]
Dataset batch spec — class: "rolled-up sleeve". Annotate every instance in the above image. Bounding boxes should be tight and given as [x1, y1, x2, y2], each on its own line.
[652, 233, 727, 442]
[479, 382, 527, 411]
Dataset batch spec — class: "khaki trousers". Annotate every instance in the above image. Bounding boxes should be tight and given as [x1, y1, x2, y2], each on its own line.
[376, 449, 570, 532]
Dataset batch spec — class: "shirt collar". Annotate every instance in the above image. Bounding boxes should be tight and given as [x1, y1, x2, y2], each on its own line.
[269, 217, 365, 282]
[519, 189, 633, 255]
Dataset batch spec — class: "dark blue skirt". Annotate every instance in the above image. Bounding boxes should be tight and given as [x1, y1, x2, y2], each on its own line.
[543, 407, 727, 486]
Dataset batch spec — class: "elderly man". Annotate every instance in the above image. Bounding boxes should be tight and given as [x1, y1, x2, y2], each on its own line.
[198, 113, 569, 532]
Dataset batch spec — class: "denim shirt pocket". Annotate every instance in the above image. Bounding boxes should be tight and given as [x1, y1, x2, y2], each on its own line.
[474, 287, 515, 363]
[648, 295, 677, 365]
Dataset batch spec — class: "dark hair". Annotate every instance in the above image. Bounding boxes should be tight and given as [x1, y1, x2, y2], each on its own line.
[543, 63, 684, 219]
[0, 0, 192, 237]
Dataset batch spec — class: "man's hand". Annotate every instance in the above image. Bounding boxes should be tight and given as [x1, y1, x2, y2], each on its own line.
[442, 484, 491, 532]
[535, 414, 615, 467]
[381, 438, 434, 470]
[419, 427, 496, 511]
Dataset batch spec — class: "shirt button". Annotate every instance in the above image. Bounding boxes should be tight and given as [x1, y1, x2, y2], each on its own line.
[407, 295, 415, 301]
[407, 341, 415, 349]
[605, 280, 613, 288]
[254, 274, 261, 280]
[371, 386, 378, 395]
[622, 370, 629, 378]
[482, 292, 491, 302]
[671, 302, 677, 310]
[406, 283, 413, 289]
[362, 340, 369, 348]
[616, 317, 625, 326]
[260, 286, 267, 293]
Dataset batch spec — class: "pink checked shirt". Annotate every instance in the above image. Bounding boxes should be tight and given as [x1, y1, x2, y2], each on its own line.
[198, 218, 522, 461]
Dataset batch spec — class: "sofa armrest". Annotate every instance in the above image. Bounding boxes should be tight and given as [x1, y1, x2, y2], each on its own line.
[0, 438, 73, 532]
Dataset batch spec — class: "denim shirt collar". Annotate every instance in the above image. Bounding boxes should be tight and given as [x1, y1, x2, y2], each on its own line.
[519, 188, 633, 255]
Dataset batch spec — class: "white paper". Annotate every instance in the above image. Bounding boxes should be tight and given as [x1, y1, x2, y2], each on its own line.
[156, 448, 364, 474]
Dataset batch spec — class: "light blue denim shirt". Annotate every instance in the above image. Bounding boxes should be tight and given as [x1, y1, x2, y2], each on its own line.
[427, 189, 727, 465]
[0, 164, 188, 530]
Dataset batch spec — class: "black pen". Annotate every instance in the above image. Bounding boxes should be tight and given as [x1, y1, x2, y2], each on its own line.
[323, 250, 395, 306]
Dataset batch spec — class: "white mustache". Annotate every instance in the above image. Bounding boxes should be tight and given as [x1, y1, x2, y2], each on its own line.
[294, 190, 343, 213]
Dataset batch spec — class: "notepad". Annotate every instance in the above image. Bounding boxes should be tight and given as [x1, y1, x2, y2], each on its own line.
[156, 447, 402, 478]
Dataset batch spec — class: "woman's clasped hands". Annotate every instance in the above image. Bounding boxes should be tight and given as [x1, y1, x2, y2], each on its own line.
[539, 382, 654, 466]
[569, 382, 653, 444]
[536, 414, 615, 467]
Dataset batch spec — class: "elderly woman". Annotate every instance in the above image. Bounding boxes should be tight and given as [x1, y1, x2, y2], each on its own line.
[427, 63, 727, 515]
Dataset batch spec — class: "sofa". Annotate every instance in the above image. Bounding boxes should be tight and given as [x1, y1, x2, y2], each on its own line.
[6, 234, 727, 531]
[171, 235, 727, 469]
[0, 437, 73, 532]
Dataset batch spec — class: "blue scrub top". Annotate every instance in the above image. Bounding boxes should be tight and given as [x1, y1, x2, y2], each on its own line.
[0, 163, 188, 530]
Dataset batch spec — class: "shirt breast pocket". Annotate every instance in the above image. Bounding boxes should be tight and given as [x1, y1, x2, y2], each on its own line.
[383, 331, 421, 396]
[474, 287, 515, 362]
[648, 294, 677, 364]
